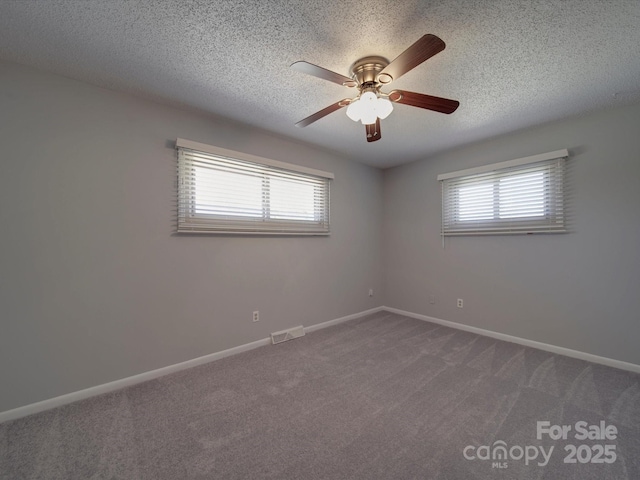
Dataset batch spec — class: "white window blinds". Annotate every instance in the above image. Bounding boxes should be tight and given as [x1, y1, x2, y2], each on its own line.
[438, 149, 568, 236]
[177, 139, 332, 234]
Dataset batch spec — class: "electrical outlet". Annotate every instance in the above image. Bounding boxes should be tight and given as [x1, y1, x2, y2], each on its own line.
[429, 295, 436, 304]
[253, 311, 259, 322]
[368, 288, 374, 297]
[457, 299, 464, 308]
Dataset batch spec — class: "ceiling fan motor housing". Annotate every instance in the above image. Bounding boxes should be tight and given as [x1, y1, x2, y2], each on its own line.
[350, 56, 390, 88]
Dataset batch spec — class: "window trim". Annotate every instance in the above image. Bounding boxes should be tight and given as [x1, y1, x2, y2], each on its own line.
[176, 138, 334, 180]
[437, 149, 568, 181]
[176, 139, 332, 235]
[438, 149, 569, 236]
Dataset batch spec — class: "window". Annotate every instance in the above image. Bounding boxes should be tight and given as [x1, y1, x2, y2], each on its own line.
[438, 149, 568, 235]
[177, 139, 332, 234]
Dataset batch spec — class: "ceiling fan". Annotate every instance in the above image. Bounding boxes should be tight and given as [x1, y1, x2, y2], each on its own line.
[291, 34, 459, 142]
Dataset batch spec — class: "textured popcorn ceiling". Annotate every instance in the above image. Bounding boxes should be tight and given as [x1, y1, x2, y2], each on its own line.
[1, 0, 639, 168]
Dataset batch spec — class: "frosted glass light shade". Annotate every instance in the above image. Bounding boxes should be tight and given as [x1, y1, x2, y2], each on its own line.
[360, 91, 377, 103]
[345, 91, 394, 124]
[346, 100, 362, 122]
[376, 97, 393, 119]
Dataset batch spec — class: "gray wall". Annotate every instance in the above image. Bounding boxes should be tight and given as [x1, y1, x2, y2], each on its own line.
[2, 58, 639, 414]
[0, 61, 383, 412]
[383, 102, 640, 365]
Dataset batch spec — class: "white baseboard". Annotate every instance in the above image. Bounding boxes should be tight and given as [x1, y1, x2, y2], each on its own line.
[6, 304, 634, 424]
[0, 337, 271, 424]
[0, 307, 384, 424]
[383, 306, 640, 374]
[304, 306, 384, 334]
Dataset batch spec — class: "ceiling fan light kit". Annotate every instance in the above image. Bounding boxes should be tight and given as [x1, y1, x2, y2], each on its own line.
[345, 90, 393, 124]
[291, 34, 460, 142]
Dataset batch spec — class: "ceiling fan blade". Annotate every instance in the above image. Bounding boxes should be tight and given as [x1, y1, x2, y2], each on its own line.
[295, 99, 351, 128]
[365, 118, 381, 142]
[291, 61, 357, 87]
[389, 90, 459, 114]
[378, 34, 446, 83]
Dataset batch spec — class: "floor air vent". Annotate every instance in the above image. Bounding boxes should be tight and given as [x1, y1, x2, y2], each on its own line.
[270, 326, 305, 345]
